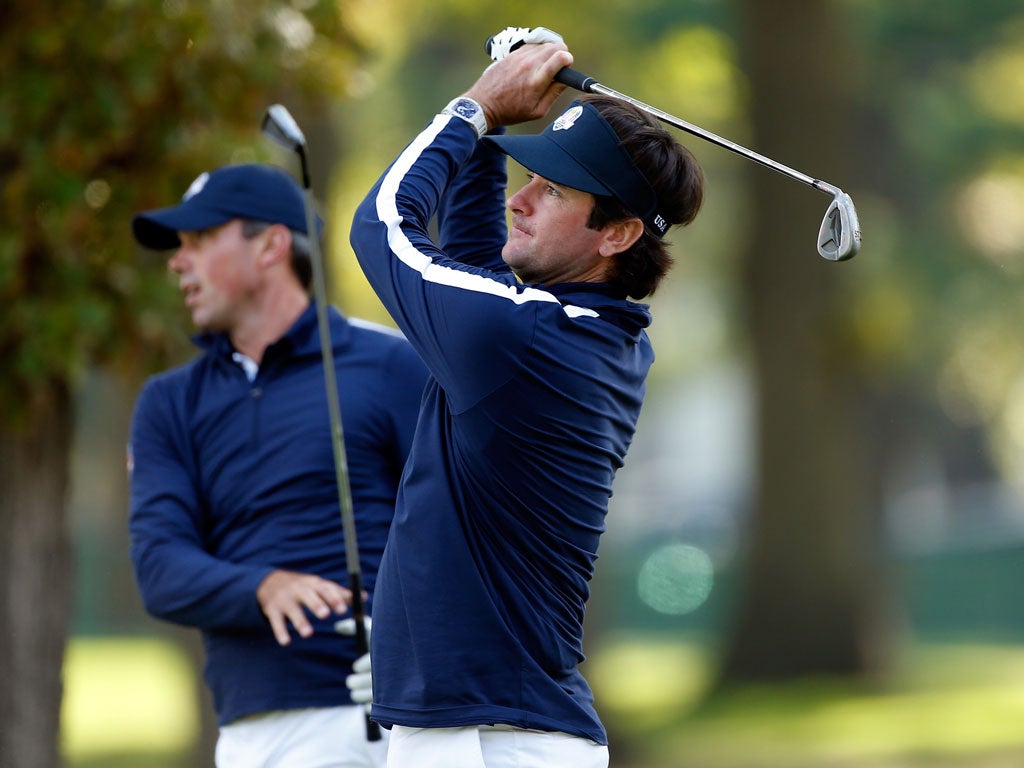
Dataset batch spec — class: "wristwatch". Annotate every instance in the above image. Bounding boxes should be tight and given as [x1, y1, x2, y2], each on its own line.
[442, 97, 488, 139]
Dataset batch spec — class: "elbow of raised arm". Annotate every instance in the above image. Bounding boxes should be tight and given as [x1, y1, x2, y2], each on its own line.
[350, 191, 382, 261]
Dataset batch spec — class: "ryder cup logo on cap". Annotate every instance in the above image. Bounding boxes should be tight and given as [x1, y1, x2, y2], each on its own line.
[552, 105, 584, 132]
[183, 172, 210, 201]
[131, 163, 320, 251]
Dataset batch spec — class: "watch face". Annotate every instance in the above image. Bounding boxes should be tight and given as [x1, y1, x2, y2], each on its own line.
[445, 97, 486, 137]
[455, 100, 478, 118]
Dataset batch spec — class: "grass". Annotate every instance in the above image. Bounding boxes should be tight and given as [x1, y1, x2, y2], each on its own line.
[61, 636, 198, 765]
[61, 633, 1024, 767]
[588, 634, 1024, 767]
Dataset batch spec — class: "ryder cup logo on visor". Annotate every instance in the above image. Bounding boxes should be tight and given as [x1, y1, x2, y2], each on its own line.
[183, 172, 210, 201]
[552, 105, 584, 131]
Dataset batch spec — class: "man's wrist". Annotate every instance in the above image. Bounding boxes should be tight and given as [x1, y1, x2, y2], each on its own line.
[442, 96, 488, 139]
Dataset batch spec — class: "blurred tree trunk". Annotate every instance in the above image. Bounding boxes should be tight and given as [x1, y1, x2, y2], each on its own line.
[717, 0, 891, 683]
[0, 384, 73, 768]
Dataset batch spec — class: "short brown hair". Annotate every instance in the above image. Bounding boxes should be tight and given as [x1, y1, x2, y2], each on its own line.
[585, 96, 704, 299]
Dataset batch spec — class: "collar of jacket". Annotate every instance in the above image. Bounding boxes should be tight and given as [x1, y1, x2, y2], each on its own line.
[545, 282, 652, 337]
[192, 301, 354, 364]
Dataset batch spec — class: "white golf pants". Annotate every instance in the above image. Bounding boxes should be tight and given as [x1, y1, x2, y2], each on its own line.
[216, 705, 388, 768]
[385, 724, 609, 768]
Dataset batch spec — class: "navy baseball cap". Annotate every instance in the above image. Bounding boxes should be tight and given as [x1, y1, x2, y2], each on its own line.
[484, 100, 669, 237]
[132, 163, 321, 250]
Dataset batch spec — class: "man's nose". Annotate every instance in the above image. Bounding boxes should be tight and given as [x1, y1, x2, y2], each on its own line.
[167, 247, 188, 273]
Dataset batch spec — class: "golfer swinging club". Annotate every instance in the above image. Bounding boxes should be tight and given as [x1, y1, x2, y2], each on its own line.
[349, 28, 704, 767]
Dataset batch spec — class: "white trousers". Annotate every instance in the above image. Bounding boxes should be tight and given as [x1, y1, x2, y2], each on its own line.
[386, 724, 609, 768]
[216, 706, 389, 768]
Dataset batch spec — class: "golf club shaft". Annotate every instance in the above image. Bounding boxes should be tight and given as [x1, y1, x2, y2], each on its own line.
[555, 67, 841, 199]
[301, 166, 381, 744]
[263, 104, 381, 738]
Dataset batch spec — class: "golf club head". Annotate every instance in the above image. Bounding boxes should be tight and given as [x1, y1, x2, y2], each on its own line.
[817, 192, 861, 261]
[261, 104, 306, 153]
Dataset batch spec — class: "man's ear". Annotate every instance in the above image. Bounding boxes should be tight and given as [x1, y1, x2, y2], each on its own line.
[257, 224, 294, 267]
[599, 217, 645, 257]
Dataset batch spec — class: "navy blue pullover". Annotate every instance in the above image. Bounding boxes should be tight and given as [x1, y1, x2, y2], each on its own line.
[128, 303, 428, 725]
[350, 115, 654, 744]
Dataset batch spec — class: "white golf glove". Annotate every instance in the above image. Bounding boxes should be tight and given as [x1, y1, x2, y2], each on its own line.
[335, 617, 373, 712]
[486, 26, 564, 64]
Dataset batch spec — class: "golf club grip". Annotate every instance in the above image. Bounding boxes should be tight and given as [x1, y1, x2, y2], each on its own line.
[555, 66, 597, 93]
[347, 571, 381, 741]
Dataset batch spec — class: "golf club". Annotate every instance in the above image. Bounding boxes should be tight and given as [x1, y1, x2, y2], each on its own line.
[552, 67, 861, 261]
[261, 104, 381, 742]
[484, 36, 860, 261]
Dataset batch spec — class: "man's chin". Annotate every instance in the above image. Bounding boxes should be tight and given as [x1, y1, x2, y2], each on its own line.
[189, 313, 217, 333]
[501, 243, 527, 269]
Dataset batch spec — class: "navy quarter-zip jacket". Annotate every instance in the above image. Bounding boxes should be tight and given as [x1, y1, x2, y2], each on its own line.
[129, 304, 428, 724]
[351, 114, 654, 745]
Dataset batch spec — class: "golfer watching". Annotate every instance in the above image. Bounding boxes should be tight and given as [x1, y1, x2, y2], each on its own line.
[127, 163, 427, 767]
[349, 31, 704, 768]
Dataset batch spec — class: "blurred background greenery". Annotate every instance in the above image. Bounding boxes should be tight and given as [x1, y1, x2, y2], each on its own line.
[4, 0, 1024, 766]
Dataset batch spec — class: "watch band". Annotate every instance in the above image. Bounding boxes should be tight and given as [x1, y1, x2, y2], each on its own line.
[442, 96, 488, 139]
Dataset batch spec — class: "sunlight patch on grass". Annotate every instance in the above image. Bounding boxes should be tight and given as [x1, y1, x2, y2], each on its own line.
[588, 632, 712, 729]
[61, 636, 198, 760]
[654, 644, 1024, 768]
[678, 684, 1024, 765]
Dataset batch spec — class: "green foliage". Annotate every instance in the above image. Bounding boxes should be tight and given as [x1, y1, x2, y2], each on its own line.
[0, 0, 363, 422]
